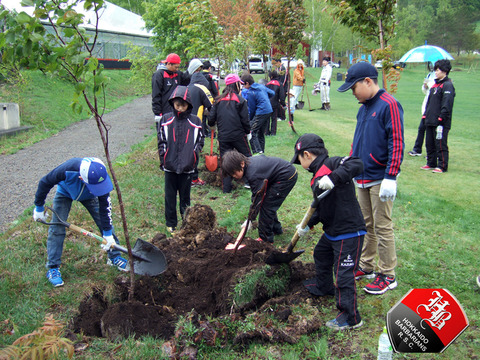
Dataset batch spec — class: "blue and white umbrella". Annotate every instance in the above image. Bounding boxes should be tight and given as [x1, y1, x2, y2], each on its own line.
[399, 45, 454, 63]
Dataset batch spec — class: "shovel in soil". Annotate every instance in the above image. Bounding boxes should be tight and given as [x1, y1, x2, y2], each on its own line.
[225, 179, 269, 252]
[265, 189, 332, 265]
[37, 206, 167, 276]
[205, 130, 218, 172]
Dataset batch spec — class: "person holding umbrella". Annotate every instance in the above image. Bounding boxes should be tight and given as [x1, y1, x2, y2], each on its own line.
[420, 59, 455, 173]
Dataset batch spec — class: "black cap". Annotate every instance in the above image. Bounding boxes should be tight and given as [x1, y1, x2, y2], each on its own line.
[291, 133, 325, 164]
[337, 61, 378, 92]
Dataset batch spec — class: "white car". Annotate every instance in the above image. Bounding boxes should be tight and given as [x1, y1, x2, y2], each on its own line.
[281, 57, 297, 69]
[248, 57, 265, 73]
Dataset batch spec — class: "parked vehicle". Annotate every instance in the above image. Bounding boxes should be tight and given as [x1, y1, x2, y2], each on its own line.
[281, 57, 297, 69]
[248, 56, 270, 73]
[375, 60, 406, 69]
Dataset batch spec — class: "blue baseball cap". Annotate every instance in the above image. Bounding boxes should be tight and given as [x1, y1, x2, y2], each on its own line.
[79, 157, 113, 196]
[337, 62, 378, 92]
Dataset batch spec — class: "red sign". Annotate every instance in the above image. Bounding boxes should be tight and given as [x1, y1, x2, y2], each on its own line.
[386, 289, 468, 353]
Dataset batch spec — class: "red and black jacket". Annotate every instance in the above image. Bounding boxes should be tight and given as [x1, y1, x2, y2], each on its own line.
[306, 155, 366, 237]
[208, 92, 250, 142]
[423, 76, 455, 129]
[151, 68, 188, 116]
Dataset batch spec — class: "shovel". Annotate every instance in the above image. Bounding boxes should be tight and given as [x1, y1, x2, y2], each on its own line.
[205, 130, 218, 172]
[265, 189, 332, 265]
[297, 85, 305, 109]
[37, 206, 167, 276]
[304, 84, 314, 111]
[225, 179, 268, 252]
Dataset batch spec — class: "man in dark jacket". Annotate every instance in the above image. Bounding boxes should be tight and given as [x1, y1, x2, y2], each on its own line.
[421, 59, 455, 173]
[292, 133, 366, 330]
[266, 70, 286, 136]
[33, 157, 128, 287]
[221, 150, 297, 243]
[157, 86, 204, 233]
[152, 53, 188, 129]
[240, 74, 275, 154]
[202, 60, 219, 98]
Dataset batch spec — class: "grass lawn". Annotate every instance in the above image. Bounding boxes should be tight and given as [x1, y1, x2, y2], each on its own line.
[0, 60, 479, 359]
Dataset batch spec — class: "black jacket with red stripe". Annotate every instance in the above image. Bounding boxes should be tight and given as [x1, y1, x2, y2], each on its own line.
[151, 68, 188, 116]
[266, 79, 286, 109]
[306, 155, 366, 237]
[208, 92, 250, 142]
[350, 89, 404, 182]
[423, 76, 455, 129]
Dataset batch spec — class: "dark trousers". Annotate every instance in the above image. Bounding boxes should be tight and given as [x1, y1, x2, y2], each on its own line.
[425, 126, 449, 171]
[314, 233, 364, 326]
[266, 106, 279, 135]
[258, 172, 297, 242]
[164, 171, 192, 228]
[219, 138, 252, 193]
[412, 118, 426, 153]
[249, 113, 271, 154]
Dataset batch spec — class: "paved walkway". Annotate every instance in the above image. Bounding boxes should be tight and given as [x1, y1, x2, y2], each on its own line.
[0, 95, 153, 233]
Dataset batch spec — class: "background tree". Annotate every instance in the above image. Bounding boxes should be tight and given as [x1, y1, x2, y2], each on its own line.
[254, 0, 307, 107]
[326, 0, 397, 89]
[0, 0, 138, 299]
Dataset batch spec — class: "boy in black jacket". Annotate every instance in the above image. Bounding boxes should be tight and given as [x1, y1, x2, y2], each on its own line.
[266, 70, 286, 136]
[292, 133, 366, 331]
[221, 150, 297, 243]
[158, 86, 204, 233]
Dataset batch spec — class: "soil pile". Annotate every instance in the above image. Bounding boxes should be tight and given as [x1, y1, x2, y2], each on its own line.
[72, 204, 323, 343]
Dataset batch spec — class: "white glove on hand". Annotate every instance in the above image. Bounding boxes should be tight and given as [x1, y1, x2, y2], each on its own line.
[318, 176, 334, 191]
[379, 179, 397, 202]
[247, 133, 252, 141]
[241, 220, 252, 232]
[296, 224, 310, 237]
[154, 115, 162, 123]
[33, 207, 47, 222]
[101, 235, 115, 252]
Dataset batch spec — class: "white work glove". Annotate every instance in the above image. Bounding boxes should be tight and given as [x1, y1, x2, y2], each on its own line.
[154, 115, 162, 123]
[241, 220, 252, 231]
[379, 179, 397, 202]
[33, 206, 48, 222]
[101, 235, 115, 252]
[317, 176, 334, 191]
[247, 133, 252, 141]
[296, 224, 310, 237]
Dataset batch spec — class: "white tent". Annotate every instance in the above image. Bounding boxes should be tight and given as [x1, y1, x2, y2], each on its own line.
[2, 0, 152, 37]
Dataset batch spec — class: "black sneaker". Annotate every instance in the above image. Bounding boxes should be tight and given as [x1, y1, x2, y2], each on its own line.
[408, 150, 422, 157]
[326, 318, 363, 331]
[364, 274, 397, 295]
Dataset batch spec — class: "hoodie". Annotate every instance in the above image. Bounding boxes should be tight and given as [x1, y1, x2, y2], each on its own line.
[188, 72, 214, 119]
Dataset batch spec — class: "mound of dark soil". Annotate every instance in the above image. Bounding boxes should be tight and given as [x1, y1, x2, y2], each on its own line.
[72, 204, 319, 342]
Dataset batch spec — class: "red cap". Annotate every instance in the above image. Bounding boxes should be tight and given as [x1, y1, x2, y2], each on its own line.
[162, 53, 181, 64]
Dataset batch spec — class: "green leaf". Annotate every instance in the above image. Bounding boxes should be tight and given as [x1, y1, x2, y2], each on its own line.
[16, 12, 32, 25]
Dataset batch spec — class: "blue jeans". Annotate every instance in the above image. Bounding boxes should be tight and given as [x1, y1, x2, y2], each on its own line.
[46, 193, 121, 269]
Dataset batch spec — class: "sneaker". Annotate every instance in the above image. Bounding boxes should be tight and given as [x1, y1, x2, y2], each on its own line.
[408, 150, 422, 157]
[107, 256, 129, 272]
[167, 226, 176, 235]
[420, 165, 433, 170]
[432, 168, 445, 173]
[46, 268, 64, 287]
[191, 178, 206, 186]
[326, 318, 363, 331]
[355, 267, 375, 280]
[364, 274, 397, 295]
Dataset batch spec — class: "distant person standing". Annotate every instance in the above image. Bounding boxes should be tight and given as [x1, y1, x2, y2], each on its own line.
[337, 62, 404, 296]
[292, 59, 305, 110]
[240, 73, 274, 154]
[266, 70, 286, 136]
[201, 60, 219, 99]
[319, 56, 332, 110]
[420, 59, 455, 173]
[152, 53, 187, 131]
[408, 62, 436, 157]
[272, 57, 288, 121]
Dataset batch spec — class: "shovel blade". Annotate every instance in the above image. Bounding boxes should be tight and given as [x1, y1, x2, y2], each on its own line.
[265, 249, 305, 265]
[131, 238, 167, 276]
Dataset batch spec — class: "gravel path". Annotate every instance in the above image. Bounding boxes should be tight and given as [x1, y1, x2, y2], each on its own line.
[0, 95, 153, 233]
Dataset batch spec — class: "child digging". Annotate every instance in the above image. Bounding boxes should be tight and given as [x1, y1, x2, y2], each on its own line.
[221, 150, 297, 243]
[291, 133, 366, 330]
